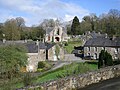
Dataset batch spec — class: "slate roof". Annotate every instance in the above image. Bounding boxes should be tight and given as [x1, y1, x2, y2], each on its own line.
[84, 37, 120, 47]
[46, 27, 54, 35]
[45, 43, 56, 50]
[90, 32, 107, 38]
[25, 42, 38, 53]
[25, 42, 55, 53]
[0, 41, 55, 53]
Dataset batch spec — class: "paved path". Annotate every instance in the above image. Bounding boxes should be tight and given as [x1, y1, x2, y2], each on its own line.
[79, 76, 120, 90]
[64, 54, 83, 61]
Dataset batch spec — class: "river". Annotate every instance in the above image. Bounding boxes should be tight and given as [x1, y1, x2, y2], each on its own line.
[79, 76, 120, 90]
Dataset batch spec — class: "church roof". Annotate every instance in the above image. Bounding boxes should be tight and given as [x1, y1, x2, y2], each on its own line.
[46, 27, 54, 35]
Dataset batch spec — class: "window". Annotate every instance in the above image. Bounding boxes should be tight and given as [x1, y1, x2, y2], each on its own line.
[94, 53, 97, 59]
[95, 47, 97, 51]
[57, 28, 59, 35]
[88, 53, 90, 56]
[48, 36, 50, 41]
[88, 47, 90, 51]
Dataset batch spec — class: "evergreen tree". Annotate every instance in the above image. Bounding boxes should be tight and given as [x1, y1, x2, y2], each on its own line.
[98, 50, 113, 69]
[71, 16, 80, 35]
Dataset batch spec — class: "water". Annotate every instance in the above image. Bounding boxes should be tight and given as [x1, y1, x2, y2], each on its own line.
[79, 77, 120, 90]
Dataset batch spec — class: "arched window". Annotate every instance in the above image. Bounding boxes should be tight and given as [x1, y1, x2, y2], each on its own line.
[48, 36, 50, 41]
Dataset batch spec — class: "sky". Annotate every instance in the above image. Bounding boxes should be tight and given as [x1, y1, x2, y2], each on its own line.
[0, 0, 120, 26]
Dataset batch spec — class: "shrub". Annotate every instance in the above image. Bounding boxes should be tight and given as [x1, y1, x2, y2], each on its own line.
[37, 61, 52, 72]
[38, 61, 46, 69]
[98, 50, 113, 69]
[64, 42, 68, 46]
[23, 73, 32, 86]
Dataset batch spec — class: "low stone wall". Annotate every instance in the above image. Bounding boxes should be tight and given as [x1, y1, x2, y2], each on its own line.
[19, 65, 120, 90]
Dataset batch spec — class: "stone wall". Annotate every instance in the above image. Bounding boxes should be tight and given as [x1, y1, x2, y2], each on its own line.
[84, 46, 120, 60]
[18, 65, 120, 90]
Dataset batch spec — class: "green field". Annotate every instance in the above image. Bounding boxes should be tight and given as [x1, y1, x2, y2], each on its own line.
[35, 62, 98, 83]
[0, 62, 98, 90]
[64, 41, 82, 53]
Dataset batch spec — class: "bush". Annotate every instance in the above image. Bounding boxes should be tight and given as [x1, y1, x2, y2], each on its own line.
[38, 61, 46, 69]
[98, 50, 113, 69]
[23, 73, 32, 86]
[64, 42, 68, 46]
[37, 61, 52, 72]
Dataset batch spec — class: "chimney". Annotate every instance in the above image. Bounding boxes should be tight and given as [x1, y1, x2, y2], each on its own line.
[105, 33, 108, 38]
[42, 38, 45, 43]
[98, 32, 101, 35]
[112, 35, 116, 40]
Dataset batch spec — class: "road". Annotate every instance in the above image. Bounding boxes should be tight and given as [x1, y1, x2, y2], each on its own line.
[79, 76, 120, 90]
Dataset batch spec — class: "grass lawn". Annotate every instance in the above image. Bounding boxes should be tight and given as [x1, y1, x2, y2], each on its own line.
[35, 62, 98, 84]
[64, 41, 82, 53]
[1, 62, 97, 89]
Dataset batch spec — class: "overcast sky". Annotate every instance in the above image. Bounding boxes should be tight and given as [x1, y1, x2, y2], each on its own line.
[0, 0, 120, 26]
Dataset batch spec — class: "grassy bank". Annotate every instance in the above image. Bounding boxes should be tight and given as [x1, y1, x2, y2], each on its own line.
[35, 62, 98, 83]
[0, 62, 97, 90]
[64, 41, 82, 53]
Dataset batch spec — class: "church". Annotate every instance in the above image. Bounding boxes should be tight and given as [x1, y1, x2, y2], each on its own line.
[45, 22, 69, 43]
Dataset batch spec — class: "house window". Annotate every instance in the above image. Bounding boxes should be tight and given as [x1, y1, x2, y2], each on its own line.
[115, 48, 118, 54]
[88, 53, 90, 56]
[88, 47, 90, 51]
[95, 47, 97, 51]
[94, 53, 97, 59]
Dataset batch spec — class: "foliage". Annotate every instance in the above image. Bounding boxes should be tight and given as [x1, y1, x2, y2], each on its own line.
[98, 50, 113, 69]
[68, 9, 120, 36]
[37, 61, 52, 72]
[38, 61, 46, 68]
[23, 73, 33, 86]
[36, 62, 97, 83]
[71, 16, 80, 35]
[0, 45, 28, 79]
[30, 26, 45, 41]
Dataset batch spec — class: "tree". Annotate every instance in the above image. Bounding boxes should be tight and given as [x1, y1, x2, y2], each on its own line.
[0, 45, 28, 79]
[104, 51, 113, 66]
[81, 14, 98, 32]
[30, 26, 45, 41]
[71, 16, 80, 35]
[98, 50, 113, 69]
[3, 19, 21, 40]
[98, 50, 105, 69]
[0, 23, 4, 40]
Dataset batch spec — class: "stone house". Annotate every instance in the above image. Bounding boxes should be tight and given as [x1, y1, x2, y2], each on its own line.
[25, 42, 46, 72]
[45, 23, 69, 43]
[0, 40, 65, 72]
[81, 31, 108, 46]
[84, 37, 120, 60]
[46, 43, 64, 61]
[25, 42, 65, 72]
